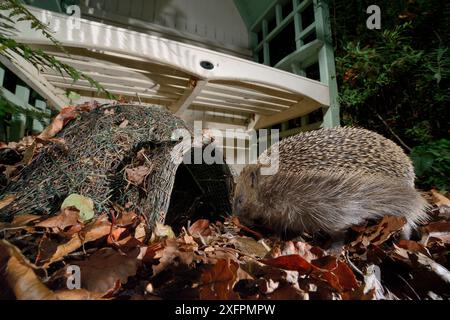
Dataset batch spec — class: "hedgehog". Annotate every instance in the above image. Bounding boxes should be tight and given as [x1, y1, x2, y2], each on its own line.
[233, 127, 428, 239]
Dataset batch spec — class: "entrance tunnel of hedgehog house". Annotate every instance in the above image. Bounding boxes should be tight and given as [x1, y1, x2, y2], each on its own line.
[0, 104, 235, 229]
[165, 148, 234, 229]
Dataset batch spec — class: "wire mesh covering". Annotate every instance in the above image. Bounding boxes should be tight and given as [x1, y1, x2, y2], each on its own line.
[0, 104, 234, 227]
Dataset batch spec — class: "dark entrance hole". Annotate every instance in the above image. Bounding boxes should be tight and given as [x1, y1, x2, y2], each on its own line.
[165, 148, 234, 232]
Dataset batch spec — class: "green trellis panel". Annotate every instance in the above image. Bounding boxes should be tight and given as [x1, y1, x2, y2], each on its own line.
[9, 85, 30, 141]
[314, 0, 340, 128]
[235, 0, 340, 129]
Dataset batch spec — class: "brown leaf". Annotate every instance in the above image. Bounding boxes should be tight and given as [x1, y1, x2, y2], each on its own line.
[61, 223, 85, 237]
[152, 239, 179, 275]
[313, 261, 359, 293]
[107, 227, 128, 245]
[77, 101, 99, 113]
[431, 189, 450, 207]
[152, 236, 197, 275]
[135, 222, 147, 242]
[35, 234, 59, 266]
[230, 236, 269, 258]
[265, 285, 308, 300]
[342, 286, 376, 300]
[421, 220, 450, 234]
[38, 106, 79, 140]
[44, 215, 111, 266]
[0, 238, 106, 300]
[0, 213, 40, 231]
[116, 211, 137, 227]
[333, 261, 360, 291]
[125, 166, 151, 186]
[279, 241, 324, 262]
[0, 194, 16, 210]
[311, 256, 346, 293]
[420, 221, 450, 246]
[54, 289, 104, 300]
[397, 239, 431, 257]
[19, 141, 37, 165]
[36, 207, 81, 231]
[311, 255, 338, 271]
[0, 240, 56, 300]
[392, 245, 450, 284]
[199, 259, 240, 300]
[189, 219, 211, 237]
[352, 215, 407, 247]
[140, 242, 163, 263]
[262, 254, 314, 274]
[71, 248, 139, 294]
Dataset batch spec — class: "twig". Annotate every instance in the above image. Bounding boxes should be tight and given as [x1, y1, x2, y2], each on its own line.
[375, 112, 412, 152]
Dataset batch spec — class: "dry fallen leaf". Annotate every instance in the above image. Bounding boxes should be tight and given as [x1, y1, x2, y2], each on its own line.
[36, 207, 81, 231]
[265, 285, 308, 300]
[152, 234, 197, 276]
[0, 213, 40, 231]
[421, 220, 450, 234]
[431, 189, 450, 207]
[230, 236, 269, 258]
[38, 106, 79, 140]
[19, 141, 37, 165]
[189, 219, 211, 237]
[199, 259, 240, 300]
[54, 289, 105, 300]
[352, 215, 407, 247]
[107, 227, 128, 245]
[262, 254, 314, 274]
[116, 211, 137, 227]
[396, 239, 431, 257]
[0, 194, 16, 210]
[135, 222, 147, 242]
[152, 239, 179, 275]
[125, 166, 151, 186]
[312, 256, 359, 292]
[393, 245, 450, 284]
[43, 215, 111, 267]
[0, 239, 105, 300]
[71, 248, 139, 294]
[420, 221, 450, 246]
[0, 240, 56, 300]
[279, 241, 324, 262]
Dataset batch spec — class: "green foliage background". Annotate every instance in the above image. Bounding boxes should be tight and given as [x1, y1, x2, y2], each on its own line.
[330, 0, 450, 190]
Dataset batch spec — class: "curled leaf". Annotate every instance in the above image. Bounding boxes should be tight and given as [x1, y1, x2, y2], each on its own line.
[38, 106, 79, 140]
[61, 194, 95, 222]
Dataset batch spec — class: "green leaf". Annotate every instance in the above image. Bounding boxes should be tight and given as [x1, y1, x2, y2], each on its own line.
[67, 91, 81, 101]
[61, 194, 95, 222]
